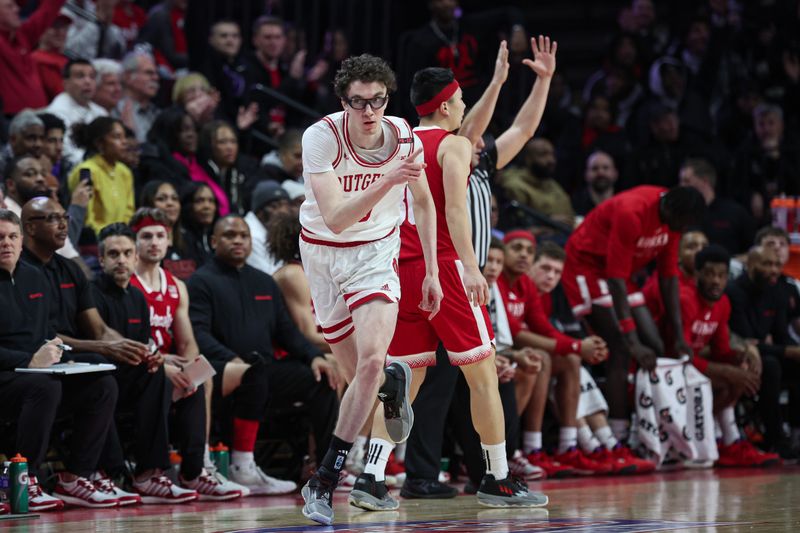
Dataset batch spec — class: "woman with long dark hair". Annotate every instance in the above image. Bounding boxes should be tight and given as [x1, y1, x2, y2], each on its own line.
[178, 181, 219, 267]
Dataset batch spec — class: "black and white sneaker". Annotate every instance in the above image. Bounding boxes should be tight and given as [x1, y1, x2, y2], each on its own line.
[348, 473, 399, 511]
[476, 475, 549, 508]
[301, 473, 337, 526]
[378, 361, 414, 443]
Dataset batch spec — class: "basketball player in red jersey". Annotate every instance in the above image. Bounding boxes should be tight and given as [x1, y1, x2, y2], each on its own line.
[560, 185, 706, 446]
[349, 38, 558, 512]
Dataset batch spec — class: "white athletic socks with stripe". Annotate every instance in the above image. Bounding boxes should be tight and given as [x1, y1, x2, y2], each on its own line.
[716, 406, 741, 446]
[481, 442, 509, 480]
[558, 427, 578, 454]
[364, 438, 394, 482]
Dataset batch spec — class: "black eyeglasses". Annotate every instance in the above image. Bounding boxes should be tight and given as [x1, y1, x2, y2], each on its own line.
[27, 213, 70, 225]
[344, 95, 389, 110]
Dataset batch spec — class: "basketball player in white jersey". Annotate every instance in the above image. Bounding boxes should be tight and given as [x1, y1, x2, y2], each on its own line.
[299, 54, 442, 526]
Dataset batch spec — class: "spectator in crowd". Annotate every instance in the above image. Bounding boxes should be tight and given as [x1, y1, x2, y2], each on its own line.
[0, 0, 66, 115]
[92, 58, 124, 114]
[678, 157, 755, 255]
[172, 72, 220, 127]
[571, 151, 619, 217]
[112, 0, 146, 50]
[37, 113, 69, 186]
[0, 110, 45, 178]
[188, 215, 338, 494]
[727, 244, 800, 459]
[137, 0, 188, 72]
[734, 103, 800, 224]
[501, 138, 574, 228]
[47, 58, 108, 165]
[582, 33, 643, 106]
[63, 0, 126, 60]
[717, 79, 762, 155]
[244, 181, 291, 276]
[68, 116, 134, 234]
[178, 181, 218, 268]
[261, 129, 303, 184]
[198, 120, 263, 215]
[116, 49, 161, 143]
[142, 107, 230, 215]
[200, 20, 249, 125]
[138, 180, 196, 279]
[31, 13, 72, 102]
[619, 0, 669, 67]
[626, 104, 693, 189]
[267, 212, 328, 351]
[0, 207, 120, 510]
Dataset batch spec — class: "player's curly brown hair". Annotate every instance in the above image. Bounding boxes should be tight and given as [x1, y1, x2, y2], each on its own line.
[333, 54, 397, 99]
[267, 212, 301, 264]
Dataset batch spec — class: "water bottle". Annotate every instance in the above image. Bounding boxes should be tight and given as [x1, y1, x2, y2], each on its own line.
[210, 443, 229, 477]
[9, 454, 28, 514]
[167, 448, 182, 484]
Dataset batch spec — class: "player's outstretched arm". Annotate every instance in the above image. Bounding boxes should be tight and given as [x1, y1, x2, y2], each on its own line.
[309, 147, 425, 234]
[408, 172, 443, 318]
[495, 35, 557, 170]
[458, 40, 509, 145]
[441, 135, 489, 306]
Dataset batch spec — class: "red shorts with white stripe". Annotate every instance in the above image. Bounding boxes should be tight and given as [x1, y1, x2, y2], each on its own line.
[387, 260, 495, 369]
[561, 261, 645, 318]
[299, 229, 401, 345]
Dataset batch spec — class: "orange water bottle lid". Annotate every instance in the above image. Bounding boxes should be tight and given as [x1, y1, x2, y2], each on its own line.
[215, 442, 229, 452]
[10, 454, 27, 463]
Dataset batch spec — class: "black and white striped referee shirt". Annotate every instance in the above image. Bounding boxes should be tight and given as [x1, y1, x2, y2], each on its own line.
[467, 136, 498, 270]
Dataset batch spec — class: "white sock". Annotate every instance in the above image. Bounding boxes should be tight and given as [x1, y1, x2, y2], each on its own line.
[231, 450, 254, 467]
[522, 431, 542, 454]
[203, 444, 213, 470]
[353, 434, 368, 453]
[609, 418, 630, 444]
[558, 427, 578, 454]
[395, 441, 407, 463]
[714, 418, 723, 440]
[717, 407, 740, 446]
[363, 438, 394, 482]
[577, 425, 601, 453]
[482, 442, 509, 480]
[595, 425, 619, 450]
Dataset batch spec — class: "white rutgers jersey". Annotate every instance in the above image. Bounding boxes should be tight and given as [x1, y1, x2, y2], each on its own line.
[299, 111, 420, 244]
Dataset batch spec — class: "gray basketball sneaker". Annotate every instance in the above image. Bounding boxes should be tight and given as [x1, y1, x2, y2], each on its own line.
[378, 361, 414, 443]
[476, 475, 549, 508]
[348, 473, 399, 511]
[301, 473, 337, 525]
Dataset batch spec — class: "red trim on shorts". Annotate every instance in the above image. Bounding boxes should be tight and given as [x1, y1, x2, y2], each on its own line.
[300, 227, 396, 247]
[326, 327, 355, 344]
[320, 316, 353, 334]
[342, 113, 401, 168]
[347, 292, 394, 312]
[321, 116, 343, 168]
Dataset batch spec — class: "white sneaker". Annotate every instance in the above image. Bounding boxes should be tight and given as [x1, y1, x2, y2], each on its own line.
[181, 468, 243, 501]
[90, 472, 142, 506]
[510, 450, 546, 482]
[208, 466, 251, 497]
[28, 476, 64, 512]
[345, 442, 367, 475]
[54, 475, 119, 508]
[133, 473, 198, 504]
[229, 462, 297, 495]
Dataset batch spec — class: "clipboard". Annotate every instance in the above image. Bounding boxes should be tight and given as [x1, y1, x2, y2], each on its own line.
[16, 362, 117, 375]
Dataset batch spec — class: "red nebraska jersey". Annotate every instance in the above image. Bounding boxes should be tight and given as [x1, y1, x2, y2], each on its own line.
[130, 268, 180, 353]
[642, 268, 695, 324]
[399, 126, 459, 263]
[678, 281, 736, 370]
[495, 271, 580, 356]
[567, 186, 680, 280]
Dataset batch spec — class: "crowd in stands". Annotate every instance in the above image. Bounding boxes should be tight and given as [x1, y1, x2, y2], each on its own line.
[1, 0, 799, 514]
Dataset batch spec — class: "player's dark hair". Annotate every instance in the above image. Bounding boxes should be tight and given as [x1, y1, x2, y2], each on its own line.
[489, 237, 505, 252]
[334, 54, 397, 99]
[37, 112, 66, 133]
[754, 226, 789, 246]
[130, 206, 172, 229]
[0, 209, 21, 229]
[661, 186, 706, 228]
[267, 212, 301, 264]
[63, 58, 93, 80]
[410, 67, 455, 117]
[98, 222, 136, 255]
[534, 241, 566, 262]
[695, 244, 730, 272]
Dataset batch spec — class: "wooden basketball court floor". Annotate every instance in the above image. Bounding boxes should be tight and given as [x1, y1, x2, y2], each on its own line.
[2, 467, 798, 532]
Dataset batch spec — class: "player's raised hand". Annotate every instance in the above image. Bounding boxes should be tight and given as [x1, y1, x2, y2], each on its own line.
[491, 40, 510, 86]
[383, 147, 426, 187]
[419, 272, 443, 319]
[522, 35, 557, 79]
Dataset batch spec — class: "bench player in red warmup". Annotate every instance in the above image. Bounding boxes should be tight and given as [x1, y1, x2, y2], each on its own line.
[298, 54, 442, 526]
[349, 38, 558, 513]
[561, 185, 706, 445]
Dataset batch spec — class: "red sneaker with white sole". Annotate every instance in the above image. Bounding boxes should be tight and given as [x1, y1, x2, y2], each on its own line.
[133, 473, 198, 504]
[181, 469, 243, 501]
[54, 475, 120, 508]
[526, 450, 576, 478]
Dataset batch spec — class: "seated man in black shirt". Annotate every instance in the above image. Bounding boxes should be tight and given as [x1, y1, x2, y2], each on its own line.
[188, 215, 340, 488]
[727, 244, 800, 458]
[0, 208, 118, 510]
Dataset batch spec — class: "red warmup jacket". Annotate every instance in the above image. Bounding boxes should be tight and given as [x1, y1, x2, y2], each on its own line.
[0, 0, 65, 114]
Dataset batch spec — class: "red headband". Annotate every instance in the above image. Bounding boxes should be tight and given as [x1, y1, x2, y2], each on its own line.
[503, 230, 536, 246]
[131, 216, 169, 234]
[415, 80, 460, 116]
